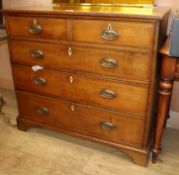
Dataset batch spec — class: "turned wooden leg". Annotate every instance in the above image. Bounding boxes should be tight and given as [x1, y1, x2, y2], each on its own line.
[164, 100, 172, 129]
[152, 55, 176, 163]
[164, 75, 175, 129]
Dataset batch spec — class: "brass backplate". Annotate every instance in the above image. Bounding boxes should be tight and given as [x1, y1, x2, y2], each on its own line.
[53, 0, 154, 7]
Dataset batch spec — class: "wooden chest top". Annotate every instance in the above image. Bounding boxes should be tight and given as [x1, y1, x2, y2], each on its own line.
[2, 5, 170, 20]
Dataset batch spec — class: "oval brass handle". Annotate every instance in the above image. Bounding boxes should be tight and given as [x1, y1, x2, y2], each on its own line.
[101, 24, 119, 41]
[100, 121, 115, 130]
[100, 58, 118, 68]
[36, 107, 49, 115]
[28, 19, 43, 34]
[33, 77, 47, 86]
[100, 89, 118, 99]
[29, 24, 42, 34]
[30, 49, 44, 59]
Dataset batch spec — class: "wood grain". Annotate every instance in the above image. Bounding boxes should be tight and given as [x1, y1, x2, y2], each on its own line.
[12, 64, 148, 115]
[2, 5, 170, 166]
[10, 40, 151, 82]
[17, 91, 145, 147]
[72, 19, 155, 49]
[6, 16, 67, 40]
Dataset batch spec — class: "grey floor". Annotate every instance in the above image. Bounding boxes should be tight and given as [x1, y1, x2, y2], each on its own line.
[0, 89, 179, 175]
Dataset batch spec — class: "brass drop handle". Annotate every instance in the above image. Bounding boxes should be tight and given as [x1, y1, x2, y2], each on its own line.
[30, 49, 44, 59]
[100, 58, 118, 68]
[101, 23, 119, 41]
[100, 89, 118, 99]
[36, 107, 49, 115]
[100, 121, 115, 130]
[28, 19, 43, 34]
[33, 77, 47, 86]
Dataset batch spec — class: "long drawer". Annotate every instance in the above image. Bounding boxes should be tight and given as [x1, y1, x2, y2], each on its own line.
[6, 16, 67, 40]
[10, 40, 151, 81]
[17, 91, 145, 147]
[12, 64, 148, 115]
[72, 19, 154, 48]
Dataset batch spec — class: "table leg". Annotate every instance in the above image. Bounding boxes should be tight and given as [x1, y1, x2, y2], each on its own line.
[152, 55, 176, 163]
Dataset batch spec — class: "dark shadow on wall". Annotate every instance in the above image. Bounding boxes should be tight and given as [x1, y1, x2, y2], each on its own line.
[0, 0, 2, 23]
[0, 0, 4, 28]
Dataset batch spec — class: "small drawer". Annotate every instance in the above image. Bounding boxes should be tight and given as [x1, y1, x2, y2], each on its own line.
[12, 64, 148, 115]
[6, 16, 67, 40]
[10, 40, 151, 81]
[17, 92, 145, 147]
[72, 19, 154, 49]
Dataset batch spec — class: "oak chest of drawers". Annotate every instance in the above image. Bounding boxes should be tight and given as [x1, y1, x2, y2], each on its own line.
[3, 5, 170, 166]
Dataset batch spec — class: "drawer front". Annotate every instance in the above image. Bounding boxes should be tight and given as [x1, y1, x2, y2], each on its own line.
[6, 16, 67, 40]
[72, 19, 154, 48]
[10, 40, 151, 81]
[17, 92, 145, 147]
[12, 64, 148, 115]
